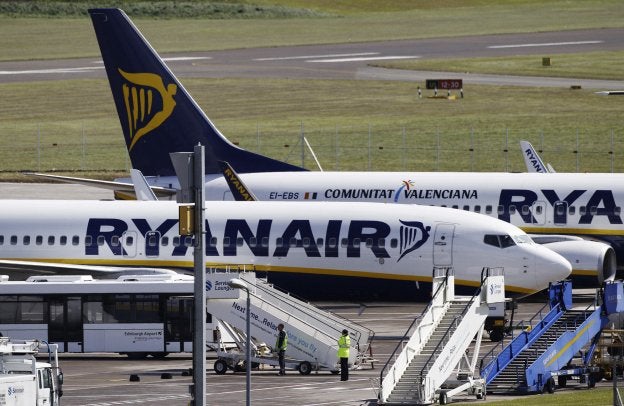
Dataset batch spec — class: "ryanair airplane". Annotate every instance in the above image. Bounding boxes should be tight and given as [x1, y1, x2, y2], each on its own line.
[32, 9, 620, 289]
[0, 200, 571, 299]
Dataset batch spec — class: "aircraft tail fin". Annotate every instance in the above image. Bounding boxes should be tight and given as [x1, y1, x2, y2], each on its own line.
[88, 8, 305, 176]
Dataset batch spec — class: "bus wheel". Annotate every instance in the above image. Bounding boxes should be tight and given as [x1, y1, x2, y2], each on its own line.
[298, 361, 312, 375]
[150, 352, 169, 359]
[214, 359, 228, 375]
[127, 352, 148, 360]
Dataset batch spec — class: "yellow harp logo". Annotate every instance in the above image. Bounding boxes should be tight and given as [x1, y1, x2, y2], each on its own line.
[119, 69, 178, 150]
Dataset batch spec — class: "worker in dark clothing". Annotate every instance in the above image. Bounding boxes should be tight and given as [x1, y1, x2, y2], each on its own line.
[337, 329, 350, 381]
[275, 323, 288, 375]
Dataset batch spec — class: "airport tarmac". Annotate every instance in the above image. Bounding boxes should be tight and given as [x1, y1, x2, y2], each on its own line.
[52, 300, 613, 406]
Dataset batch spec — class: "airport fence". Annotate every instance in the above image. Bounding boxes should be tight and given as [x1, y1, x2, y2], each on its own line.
[0, 122, 622, 175]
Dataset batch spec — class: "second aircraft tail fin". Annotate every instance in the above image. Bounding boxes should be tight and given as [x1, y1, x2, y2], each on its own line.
[88, 8, 306, 176]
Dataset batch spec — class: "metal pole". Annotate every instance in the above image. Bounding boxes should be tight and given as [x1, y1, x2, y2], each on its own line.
[245, 288, 251, 406]
[192, 145, 206, 406]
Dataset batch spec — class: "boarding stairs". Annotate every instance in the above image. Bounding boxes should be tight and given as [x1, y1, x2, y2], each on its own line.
[379, 267, 504, 405]
[206, 270, 373, 373]
[481, 280, 623, 393]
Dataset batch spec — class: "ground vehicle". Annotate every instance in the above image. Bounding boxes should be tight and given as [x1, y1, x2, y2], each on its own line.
[0, 337, 63, 405]
[0, 274, 216, 357]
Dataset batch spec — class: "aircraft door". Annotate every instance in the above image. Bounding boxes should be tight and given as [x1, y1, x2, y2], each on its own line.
[531, 201, 547, 225]
[145, 231, 160, 257]
[433, 224, 455, 266]
[122, 231, 137, 258]
[553, 201, 568, 225]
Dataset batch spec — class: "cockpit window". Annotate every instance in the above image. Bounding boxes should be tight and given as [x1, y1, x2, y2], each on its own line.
[513, 234, 532, 244]
[483, 234, 516, 249]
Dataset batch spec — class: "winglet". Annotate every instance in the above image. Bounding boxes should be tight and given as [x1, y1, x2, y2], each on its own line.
[520, 140, 550, 173]
[218, 161, 257, 201]
[130, 169, 159, 201]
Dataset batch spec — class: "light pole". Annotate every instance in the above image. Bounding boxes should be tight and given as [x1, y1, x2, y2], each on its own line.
[228, 278, 251, 406]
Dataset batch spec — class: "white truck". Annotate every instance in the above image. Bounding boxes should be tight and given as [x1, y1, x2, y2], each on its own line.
[0, 337, 63, 406]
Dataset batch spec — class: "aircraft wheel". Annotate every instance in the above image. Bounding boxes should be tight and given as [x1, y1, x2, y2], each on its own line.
[545, 377, 555, 394]
[298, 361, 312, 375]
[214, 359, 228, 375]
[588, 373, 596, 388]
[489, 328, 504, 342]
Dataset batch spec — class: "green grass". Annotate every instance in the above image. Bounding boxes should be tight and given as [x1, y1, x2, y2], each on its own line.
[484, 387, 611, 406]
[1, 77, 622, 179]
[1, 0, 623, 61]
[373, 51, 624, 81]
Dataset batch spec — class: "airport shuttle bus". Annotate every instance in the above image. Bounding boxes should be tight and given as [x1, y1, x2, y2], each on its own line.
[0, 274, 205, 357]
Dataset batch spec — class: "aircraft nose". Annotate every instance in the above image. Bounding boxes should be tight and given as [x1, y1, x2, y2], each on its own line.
[534, 245, 572, 288]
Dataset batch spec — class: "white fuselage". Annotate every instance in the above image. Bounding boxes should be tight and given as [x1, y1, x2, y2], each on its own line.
[0, 200, 570, 295]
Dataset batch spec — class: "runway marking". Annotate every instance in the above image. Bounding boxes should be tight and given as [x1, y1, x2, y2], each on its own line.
[0, 66, 103, 75]
[488, 40, 603, 49]
[254, 52, 378, 61]
[308, 56, 419, 63]
[83, 394, 189, 405]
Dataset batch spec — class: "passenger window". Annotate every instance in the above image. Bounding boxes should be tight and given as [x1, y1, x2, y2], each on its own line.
[125, 236, 134, 246]
[509, 205, 516, 214]
[521, 205, 530, 215]
[316, 238, 323, 247]
[23, 236, 30, 245]
[262, 237, 269, 247]
[341, 238, 348, 248]
[569, 206, 575, 215]
[462, 205, 470, 211]
[556, 205, 565, 216]
[36, 236, 43, 245]
[249, 237, 257, 248]
[390, 239, 398, 248]
[97, 236, 105, 246]
[173, 236, 181, 247]
[365, 238, 373, 248]
[0, 235, 3, 245]
[616, 207, 622, 216]
[289, 238, 297, 247]
[474, 205, 481, 213]
[162, 236, 170, 246]
[72, 236, 79, 245]
[328, 238, 337, 248]
[223, 237, 230, 247]
[485, 205, 492, 214]
[590, 206, 598, 215]
[452, 205, 459, 209]
[580, 206, 586, 215]
[535, 205, 543, 215]
[60, 236, 67, 245]
[237, 237, 244, 247]
[497, 205, 505, 215]
[302, 237, 310, 248]
[378, 238, 386, 247]
[10, 236, 17, 245]
[276, 238, 283, 247]
[85, 236, 92, 246]
[111, 236, 119, 246]
[184, 236, 193, 247]
[48, 236, 54, 245]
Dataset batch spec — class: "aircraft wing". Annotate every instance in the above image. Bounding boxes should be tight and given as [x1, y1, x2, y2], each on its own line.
[24, 172, 177, 199]
[0, 259, 184, 281]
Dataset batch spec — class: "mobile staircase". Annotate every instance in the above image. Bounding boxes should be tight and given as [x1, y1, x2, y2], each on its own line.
[378, 267, 505, 405]
[206, 269, 374, 374]
[481, 280, 624, 394]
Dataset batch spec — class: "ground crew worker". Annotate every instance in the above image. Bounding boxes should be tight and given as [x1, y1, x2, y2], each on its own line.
[337, 329, 350, 381]
[275, 323, 288, 375]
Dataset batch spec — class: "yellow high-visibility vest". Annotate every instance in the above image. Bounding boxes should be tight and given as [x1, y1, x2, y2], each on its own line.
[337, 334, 350, 358]
[276, 330, 288, 351]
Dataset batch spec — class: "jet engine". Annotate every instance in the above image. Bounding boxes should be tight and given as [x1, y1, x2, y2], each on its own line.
[534, 235, 617, 286]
